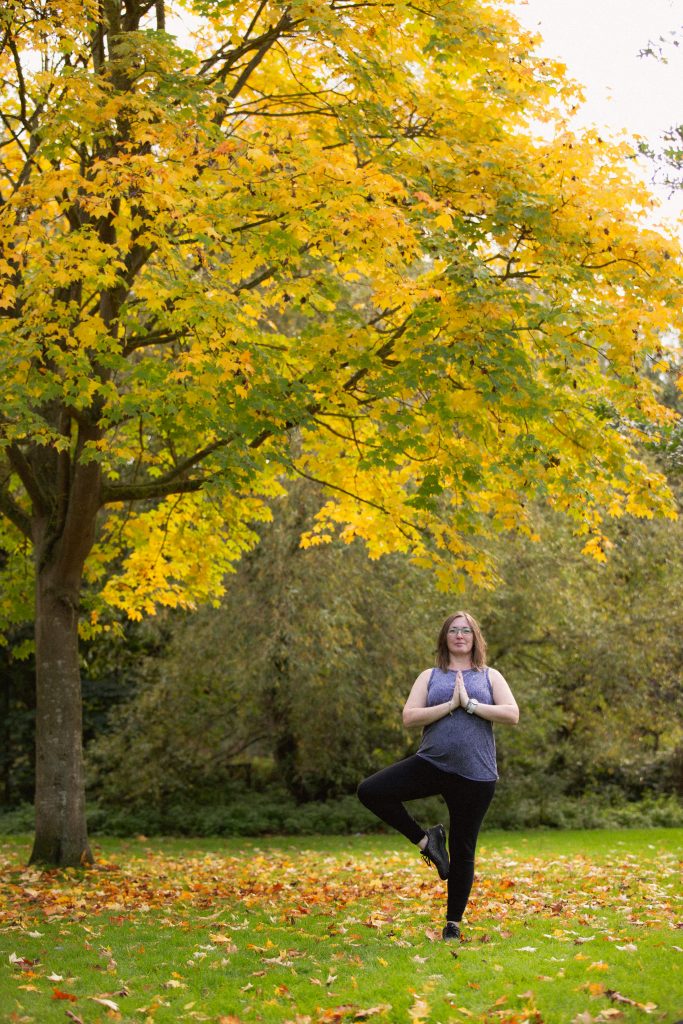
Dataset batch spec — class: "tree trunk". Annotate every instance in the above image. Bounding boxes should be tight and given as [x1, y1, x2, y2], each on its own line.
[28, 449, 101, 868]
[29, 558, 93, 866]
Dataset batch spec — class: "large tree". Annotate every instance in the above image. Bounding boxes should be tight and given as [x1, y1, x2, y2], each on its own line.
[0, 0, 680, 865]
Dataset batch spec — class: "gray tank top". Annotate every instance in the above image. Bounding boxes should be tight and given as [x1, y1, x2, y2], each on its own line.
[416, 667, 498, 781]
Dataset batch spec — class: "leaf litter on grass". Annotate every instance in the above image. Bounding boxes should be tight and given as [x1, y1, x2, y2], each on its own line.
[1, 846, 679, 930]
[0, 840, 680, 1023]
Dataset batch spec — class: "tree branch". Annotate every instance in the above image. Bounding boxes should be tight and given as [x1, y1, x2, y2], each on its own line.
[289, 463, 424, 545]
[101, 474, 217, 505]
[122, 330, 184, 355]
[102, 308, 416, 506]
[6, 444, 50, 515]
[0, 482, 31, 537]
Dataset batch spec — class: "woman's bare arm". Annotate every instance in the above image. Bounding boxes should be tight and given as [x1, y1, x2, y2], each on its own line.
[465, 668, 519, 725]
[402, 669, 457, 728]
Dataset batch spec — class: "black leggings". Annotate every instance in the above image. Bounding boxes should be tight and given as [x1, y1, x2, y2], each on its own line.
[357, 755, 496, 922]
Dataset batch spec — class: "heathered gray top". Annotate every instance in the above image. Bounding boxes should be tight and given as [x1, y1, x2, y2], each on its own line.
[416, 667, 498, 781]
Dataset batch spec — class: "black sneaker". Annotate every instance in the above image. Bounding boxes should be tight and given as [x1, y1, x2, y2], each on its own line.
[420, 824, 449, 880]
[442, 922, 461, 941]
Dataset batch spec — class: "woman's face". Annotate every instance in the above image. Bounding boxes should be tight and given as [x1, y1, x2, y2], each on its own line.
[446, 615, 474, 659]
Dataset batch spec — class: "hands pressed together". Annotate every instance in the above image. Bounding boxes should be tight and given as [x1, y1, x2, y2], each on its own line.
[447, 670, 469, 714]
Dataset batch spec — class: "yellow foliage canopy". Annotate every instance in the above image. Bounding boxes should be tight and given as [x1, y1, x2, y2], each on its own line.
[0, 0, 680, 619]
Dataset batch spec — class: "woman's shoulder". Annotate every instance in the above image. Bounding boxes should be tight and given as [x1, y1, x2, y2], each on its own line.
[415, 667, 435, 684]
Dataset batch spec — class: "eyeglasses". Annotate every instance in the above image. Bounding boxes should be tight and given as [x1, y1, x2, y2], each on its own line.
[447, 627, 473, 636]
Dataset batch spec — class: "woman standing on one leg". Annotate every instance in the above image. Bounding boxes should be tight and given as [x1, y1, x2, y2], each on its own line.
[357, 611, 519, 941]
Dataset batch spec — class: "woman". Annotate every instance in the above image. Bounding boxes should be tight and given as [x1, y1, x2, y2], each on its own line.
[357, 611, 519, 941]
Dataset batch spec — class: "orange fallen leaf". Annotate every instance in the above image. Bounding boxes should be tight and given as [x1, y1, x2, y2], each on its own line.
[52, 989, 78, 1002]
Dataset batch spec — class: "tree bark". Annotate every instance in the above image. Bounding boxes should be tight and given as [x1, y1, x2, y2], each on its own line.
[28, 453, 101, 867]
[29, 557, 93, 866]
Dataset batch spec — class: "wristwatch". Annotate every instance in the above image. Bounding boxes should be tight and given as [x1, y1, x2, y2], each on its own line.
[466, 698, 479, 715]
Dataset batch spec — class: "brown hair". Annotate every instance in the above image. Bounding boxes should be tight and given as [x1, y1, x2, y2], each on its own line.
[436, 611, 487, 671]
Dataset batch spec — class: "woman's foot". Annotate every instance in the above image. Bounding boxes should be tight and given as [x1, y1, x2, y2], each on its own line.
[419, 824, 449, 880]
[442, 921, 461, 941]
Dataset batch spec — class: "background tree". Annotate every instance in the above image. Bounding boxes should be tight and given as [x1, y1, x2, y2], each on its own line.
[87, 480, 445, 814]
[0, 0, 680, 865]
[82, 487, 683, 832]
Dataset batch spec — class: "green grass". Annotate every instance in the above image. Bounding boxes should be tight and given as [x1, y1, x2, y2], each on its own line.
[1, 829, 681, 1024]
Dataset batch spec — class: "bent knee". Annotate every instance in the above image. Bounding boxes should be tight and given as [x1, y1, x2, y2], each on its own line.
[356, 777, 377, 807]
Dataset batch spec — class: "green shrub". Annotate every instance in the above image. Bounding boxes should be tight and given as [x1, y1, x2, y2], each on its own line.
[484, 789, 683, 830]
[0, 803, 34, 834]
[85, 790, 384, 837]
[3, 790, 681, 840]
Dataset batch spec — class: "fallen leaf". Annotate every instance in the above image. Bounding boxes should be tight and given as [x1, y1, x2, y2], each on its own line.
[409, 997, 430, 1023]
[89, 996, 120, 1011]
[9, 954, 40, 970]
[606, 991, 657, 1012]
[210, 934, 238, 951]
[263, 954, 294, 967]
[52, 989, 78, 1002]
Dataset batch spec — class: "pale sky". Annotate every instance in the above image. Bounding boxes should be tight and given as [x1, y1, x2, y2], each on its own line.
[511, 0, 683, 223]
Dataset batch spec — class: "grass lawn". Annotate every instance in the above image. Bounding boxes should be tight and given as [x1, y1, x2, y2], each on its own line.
[0, 829, 681, 1024]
